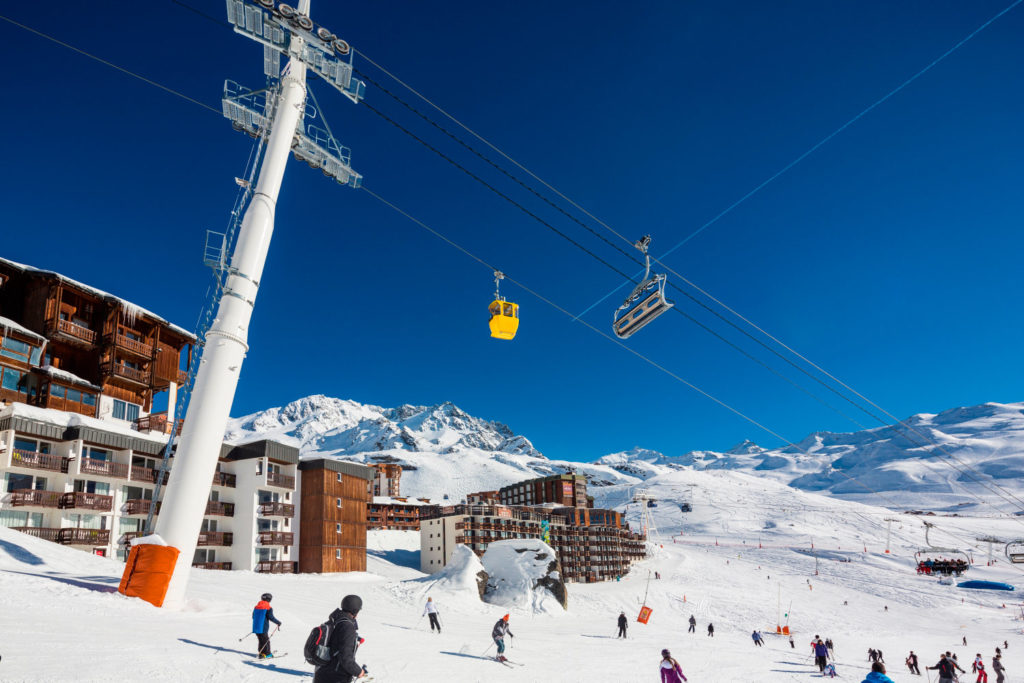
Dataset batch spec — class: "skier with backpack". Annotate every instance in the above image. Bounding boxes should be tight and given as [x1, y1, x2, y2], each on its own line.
[252, 593, 282, 659]
[928, 652, 966, 683]
[423, 597, 441, 634]
[492, 614, 514, 662]
[617, 612, 628, 639]
[304, 594, 365, 682]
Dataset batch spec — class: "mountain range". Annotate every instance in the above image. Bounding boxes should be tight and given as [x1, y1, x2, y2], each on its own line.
[225, 395, 1024, 512]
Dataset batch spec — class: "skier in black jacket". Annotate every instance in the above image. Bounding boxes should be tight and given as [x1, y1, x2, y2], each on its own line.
[313, 595, 365, 683]
[617, 612, 628, 638]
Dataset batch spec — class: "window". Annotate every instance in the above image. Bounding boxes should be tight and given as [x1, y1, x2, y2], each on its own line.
[336, 523, 341, 533]
[82, 393, 97, 407]
[112, 399, 140, 421]
[336, 498, 342, 508]
[13, 438, 49, 454]
[87, 448, 110, 462]
[50, 384, 65, 398]
[0, 337, 32, 363]
[67, 388, 82, 403]
[1, 367, 25, 393]
[337, 472, 342, 482]
[336, 549, 341, 560]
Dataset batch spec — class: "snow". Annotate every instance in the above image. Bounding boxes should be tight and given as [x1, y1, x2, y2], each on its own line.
[0, 257, 196, 341]
[0, 316, 46, 343]
[481, 539, 567, 613]
[130, 534, 168, 546]
[372, 496, 431, 506]
[2, 403, 170, 444]
[422, 544, 487, 595]
[37, 365, 102, 390]
[3, 477, 1024, 682]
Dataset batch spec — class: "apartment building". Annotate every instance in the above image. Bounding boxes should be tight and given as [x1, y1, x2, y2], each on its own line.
[367, 496, 430, 531]
[369, 463, 401, 497]
[466, 490, 499, 505]
[298, 458, 373, 573]
[497, 473, 588, 508]
[419, 502, 646, 583]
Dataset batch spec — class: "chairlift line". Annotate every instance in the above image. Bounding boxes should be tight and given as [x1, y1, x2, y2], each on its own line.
[612, 236, 674, 339]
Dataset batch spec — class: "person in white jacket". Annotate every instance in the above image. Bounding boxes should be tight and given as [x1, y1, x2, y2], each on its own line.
[423, 597, 441, 633]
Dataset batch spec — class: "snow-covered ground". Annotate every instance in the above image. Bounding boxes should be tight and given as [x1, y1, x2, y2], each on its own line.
[3, 473, 1024, 682]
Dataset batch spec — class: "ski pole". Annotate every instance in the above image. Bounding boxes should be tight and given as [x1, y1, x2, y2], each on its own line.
[482, 642, 494, 657]
[239, 632, 254, 643]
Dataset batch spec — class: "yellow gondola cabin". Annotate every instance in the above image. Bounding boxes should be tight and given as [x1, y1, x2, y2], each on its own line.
[488, 271, 519, 340]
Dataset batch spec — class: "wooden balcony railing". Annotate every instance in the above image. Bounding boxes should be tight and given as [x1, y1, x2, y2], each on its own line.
[266, 471, 295, 489]
[122, 499, 158, 516]
[212, 471, 237, 488]
[135, 413, 182, 436]
[10, 489, 61, 508]
[197, 531, 233, 547]
[58, 528, 110, 545]
[258, 502, 295, 517]
[56, 318, 97, 344]
[130, 464, 157, 482]
[102, 362, 151, 385]
[120, 532, 143, 545]
[12, 527, 62, 543]
[11, 450, 68, 473]
[107, 332, 153, 358]
[255, 560, 297, 574]
[193, 562, 232, 570]
[80, 457, 129, 479]
[154, 367, 189, 386]
[257, 531, 294, 546]
[59, 491, 113, 511]
[204, 501, 235, 517]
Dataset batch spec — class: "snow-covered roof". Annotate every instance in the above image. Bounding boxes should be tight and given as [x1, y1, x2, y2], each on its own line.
[0, 316, 46, 343]
[0, 257, 196, 341]
[35, 365, 101, 391]
[372, 496, 432, 507]
[1, 403, 170, 445]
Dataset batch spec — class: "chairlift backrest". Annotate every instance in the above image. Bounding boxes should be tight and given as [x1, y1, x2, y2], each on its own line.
[613, 276, 674, 339]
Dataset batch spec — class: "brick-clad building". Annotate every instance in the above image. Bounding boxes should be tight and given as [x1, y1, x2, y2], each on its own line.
[298, 459, 373, 573]
[498, 473, 588, 508]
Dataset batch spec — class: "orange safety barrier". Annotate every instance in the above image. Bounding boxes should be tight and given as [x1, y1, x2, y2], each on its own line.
[118, 543, 180, 607]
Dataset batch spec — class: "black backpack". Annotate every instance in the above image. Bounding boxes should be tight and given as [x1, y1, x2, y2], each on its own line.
[303, 619, 334, 667]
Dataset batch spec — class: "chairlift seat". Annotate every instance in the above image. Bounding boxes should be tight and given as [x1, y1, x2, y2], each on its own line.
[613, 277, 674, 340]
[489, 299, 519, 340]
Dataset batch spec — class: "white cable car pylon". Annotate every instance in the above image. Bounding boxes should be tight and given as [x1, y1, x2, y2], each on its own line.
[119, 0, 364, 609]
[613, 236, 674, 339]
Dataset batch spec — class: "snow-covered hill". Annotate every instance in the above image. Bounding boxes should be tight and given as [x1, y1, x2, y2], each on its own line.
[227, 396, 1024, 511]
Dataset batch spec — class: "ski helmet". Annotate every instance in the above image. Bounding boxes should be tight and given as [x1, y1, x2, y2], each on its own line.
[261, 593, 272, 601]
[341, 594, 362, 613]
[662, 649, 671, 657]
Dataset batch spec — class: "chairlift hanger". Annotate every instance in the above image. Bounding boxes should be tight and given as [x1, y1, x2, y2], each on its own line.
[613, 236, 674, 339]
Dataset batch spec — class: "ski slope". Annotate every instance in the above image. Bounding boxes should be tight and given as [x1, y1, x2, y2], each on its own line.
[2, 476, 1023, 682]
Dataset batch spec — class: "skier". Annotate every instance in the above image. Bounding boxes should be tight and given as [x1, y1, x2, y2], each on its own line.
[928, 652, 965, 683]
[751, 630, 763, 647]
[862, 661, 895, 683]
[687, 615, 696, 634]
[906, 651, 921, 675]
[869, 649, 878, 663]
[423, 597, 441, 633]
[789, 635, 795, 649]
[964, 636, 968, 646]
[252, 592, 282, 659]
[823, 662, 837, 678]
[312, 594, 365, 683]
[974, 653, 988, 683]
[707, 623, 714, 637]
[992, 654, 1005, 683]
[826, 638, 835, 658]
[491, 614, 514, 662]
[815, 639, 830, 673]
[618, 612, 628, 639]
[659, 648, 688, 683]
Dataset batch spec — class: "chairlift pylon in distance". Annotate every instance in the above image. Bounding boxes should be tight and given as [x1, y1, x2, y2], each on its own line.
[488, 271, 519, 340]
[613, 235, 674, 339]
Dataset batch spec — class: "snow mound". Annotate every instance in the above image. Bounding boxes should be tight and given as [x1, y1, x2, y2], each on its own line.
[481, 539, 567, 613]
[423, 545, 488, 599]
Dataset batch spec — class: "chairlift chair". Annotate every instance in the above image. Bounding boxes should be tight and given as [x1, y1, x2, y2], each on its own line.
[1005, 540, 1024, 564]
[488, 271, 519, 340]
[613, 236, 674, 339]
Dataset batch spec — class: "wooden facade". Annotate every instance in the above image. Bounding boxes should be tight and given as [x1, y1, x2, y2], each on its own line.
[298, 459, 374, 573]
[0, 257, 193, 418]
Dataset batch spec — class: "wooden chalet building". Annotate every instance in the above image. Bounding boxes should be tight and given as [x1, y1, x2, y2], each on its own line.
[369, 463, 402, 497]
[298, 458, 374, 573]
[366, 496, 430, 531]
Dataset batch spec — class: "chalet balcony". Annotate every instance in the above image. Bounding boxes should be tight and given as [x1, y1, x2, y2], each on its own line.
[59, 491, 113, 512]
[197, 531, 233, 547]
[258, 502, 295, 517]
[135, 413, 182, 436]
[130, 464, 168, 484]
[106, 332, 153, 359]
[12, 527, 62, 543]
[122, 499, 158, 516]
[100, 361, 151, 386]
[257, 531, 294, 546]
[41, 393, 97, 417]
[205, 501, 234, 517]
[80, 457, 129, 479]
[193, 562, 232, 570]
[212, 471, 237, 488]
[54, 318, 97, 346]
[9, 489, 61, 508]
[255, 561, 297, 574]
[266, 471, 295, 489]
[153, 366, 188, 387]
[10, 449, 68, 473]
[58, 528, 110, 545]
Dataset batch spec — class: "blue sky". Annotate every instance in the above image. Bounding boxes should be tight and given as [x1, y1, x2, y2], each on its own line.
[2, 1, 1023, 462]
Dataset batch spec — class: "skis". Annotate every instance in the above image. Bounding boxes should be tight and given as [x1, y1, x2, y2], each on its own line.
[496, 658, 525, 667]
[253, 652, 288, 662]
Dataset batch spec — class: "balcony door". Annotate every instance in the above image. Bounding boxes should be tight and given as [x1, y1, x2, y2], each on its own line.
[74, 480, 109, 495]
[6, 472, 46, 493]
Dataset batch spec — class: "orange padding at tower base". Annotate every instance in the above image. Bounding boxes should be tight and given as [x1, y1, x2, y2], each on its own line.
[118, 543, 180, 607]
